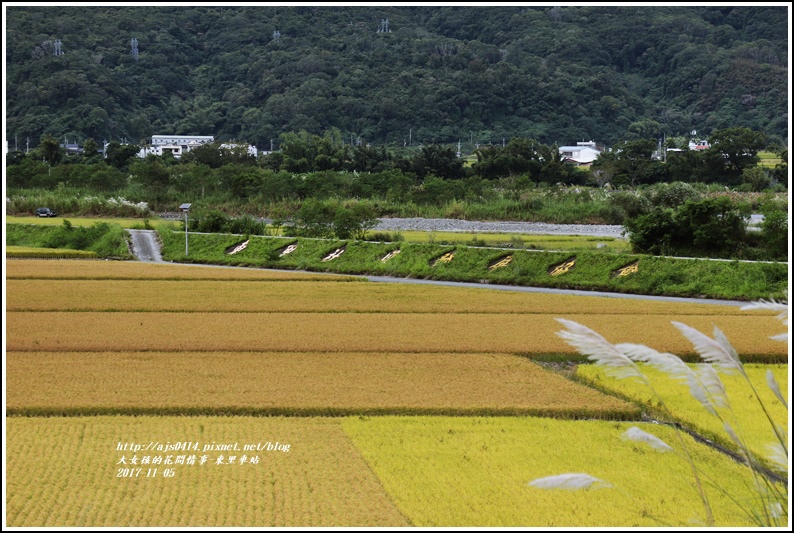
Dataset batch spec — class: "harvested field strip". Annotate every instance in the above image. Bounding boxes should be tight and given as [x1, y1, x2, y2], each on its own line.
[7, 279, 758, 315]
[5, 352, 638, 419]
[5, 259, 365, 281]
[6, 312, 786, 360]
[5, 416, 409, 527]
[575, 363, 789, 461]
[341, 416, 771, 527]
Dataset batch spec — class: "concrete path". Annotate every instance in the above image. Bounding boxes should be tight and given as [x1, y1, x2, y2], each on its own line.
[127, 229, 163, 262]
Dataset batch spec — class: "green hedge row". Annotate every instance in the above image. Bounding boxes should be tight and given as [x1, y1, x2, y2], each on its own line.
[157, 230, 788, 301]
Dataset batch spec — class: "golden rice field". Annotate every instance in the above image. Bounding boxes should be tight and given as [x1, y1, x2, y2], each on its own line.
[6, 310, 785, 357]
[5, 258, 364, 281]
[341, 416, 772, 527]
[6, 416, 408, 527]
[5, 259, 788, 527]
[576, 363, 789, 461]
[6, 351, 637, 418]
[7, 278, 759, 315]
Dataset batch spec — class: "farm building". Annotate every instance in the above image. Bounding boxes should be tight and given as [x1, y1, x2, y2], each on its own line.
[558, 140, 603, 165]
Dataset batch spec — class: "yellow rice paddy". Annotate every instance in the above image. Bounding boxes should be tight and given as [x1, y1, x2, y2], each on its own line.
[341, 416, 773, 527]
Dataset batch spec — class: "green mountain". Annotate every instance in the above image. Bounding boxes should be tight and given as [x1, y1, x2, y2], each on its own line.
[5, 5, 788, 149]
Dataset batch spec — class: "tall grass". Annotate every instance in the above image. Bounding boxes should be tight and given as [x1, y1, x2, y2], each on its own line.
[532, 301, 789, 526]
[6, 187, 151, 217]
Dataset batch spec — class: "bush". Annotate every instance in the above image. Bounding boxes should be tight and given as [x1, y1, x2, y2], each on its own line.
[624, 197, 751, 259]
[760, 204, 788, 261]
[647, 182, 701, 208]
[608, 191, 651, 219]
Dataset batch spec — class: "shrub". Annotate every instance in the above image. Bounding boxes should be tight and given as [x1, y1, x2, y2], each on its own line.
[624, 197, 750, 259]
[647, 182, 701, 208]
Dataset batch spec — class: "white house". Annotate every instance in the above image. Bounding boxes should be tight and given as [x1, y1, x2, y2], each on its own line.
[220, 143, 258, 158]
[138, 135, 259, 159]
[558, 141, 603, 165]
[688, 139, 710, 150]
[138, 135, 215, 159]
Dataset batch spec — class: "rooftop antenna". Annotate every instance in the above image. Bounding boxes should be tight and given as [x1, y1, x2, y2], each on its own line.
[130, 38, 139, 62]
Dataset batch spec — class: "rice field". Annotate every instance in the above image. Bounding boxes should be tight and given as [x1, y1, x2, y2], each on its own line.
[6, 310, 785, 359]
[5, 259, 788, 526]
[341, 416, 776, 527]
[576, 363, 789, 461]
[6, 246, 99, 258]
[6, 351, 637, 418]
[5, 416, 409, 527]
[7, 278, 760, 315]
[5, 258, 364, 281]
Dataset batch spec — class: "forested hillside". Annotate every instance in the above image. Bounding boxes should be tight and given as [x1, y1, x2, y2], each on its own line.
[5, 5, 788, 150]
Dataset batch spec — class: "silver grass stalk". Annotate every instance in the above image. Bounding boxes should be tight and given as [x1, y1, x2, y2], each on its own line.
[528, 473, 611, 490]
[615, 343, 691, 380]
[695, 364, 728, 410]
[766, 370, 788, 409]
[740, 300, 789, 342]
[671, 322, 742, 372]
[555, 319, 643, 380]
[765, 442, 788, 475]
[768, 502, 783, 520]
[723, 421, 742, 447]
[686, 373, 718, 416]
[740, 300, 789, 324]
[622, 426, 674, 452]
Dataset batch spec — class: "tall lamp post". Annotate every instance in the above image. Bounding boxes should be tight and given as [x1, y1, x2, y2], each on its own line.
[180, 203, 191, 256]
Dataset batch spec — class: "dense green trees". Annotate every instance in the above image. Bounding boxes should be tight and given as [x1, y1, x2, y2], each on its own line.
[5, 6, 787, 152]
[623, 197, 751, 258]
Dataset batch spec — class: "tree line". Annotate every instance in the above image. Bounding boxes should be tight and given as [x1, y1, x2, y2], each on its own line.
[5, 6, 788, 150]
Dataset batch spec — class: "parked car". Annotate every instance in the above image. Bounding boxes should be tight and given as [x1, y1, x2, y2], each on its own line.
[36, 207, 58, 217]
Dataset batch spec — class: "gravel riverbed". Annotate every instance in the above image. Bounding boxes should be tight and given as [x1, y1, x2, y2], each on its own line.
[158, 212, 626, 238]
[372, 217, 626, 238]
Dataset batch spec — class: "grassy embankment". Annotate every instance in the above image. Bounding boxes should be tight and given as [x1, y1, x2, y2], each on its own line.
[157, 229, 787, 302]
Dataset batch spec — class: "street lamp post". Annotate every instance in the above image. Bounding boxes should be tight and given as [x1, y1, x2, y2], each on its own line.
[180, 203, 191, 256]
